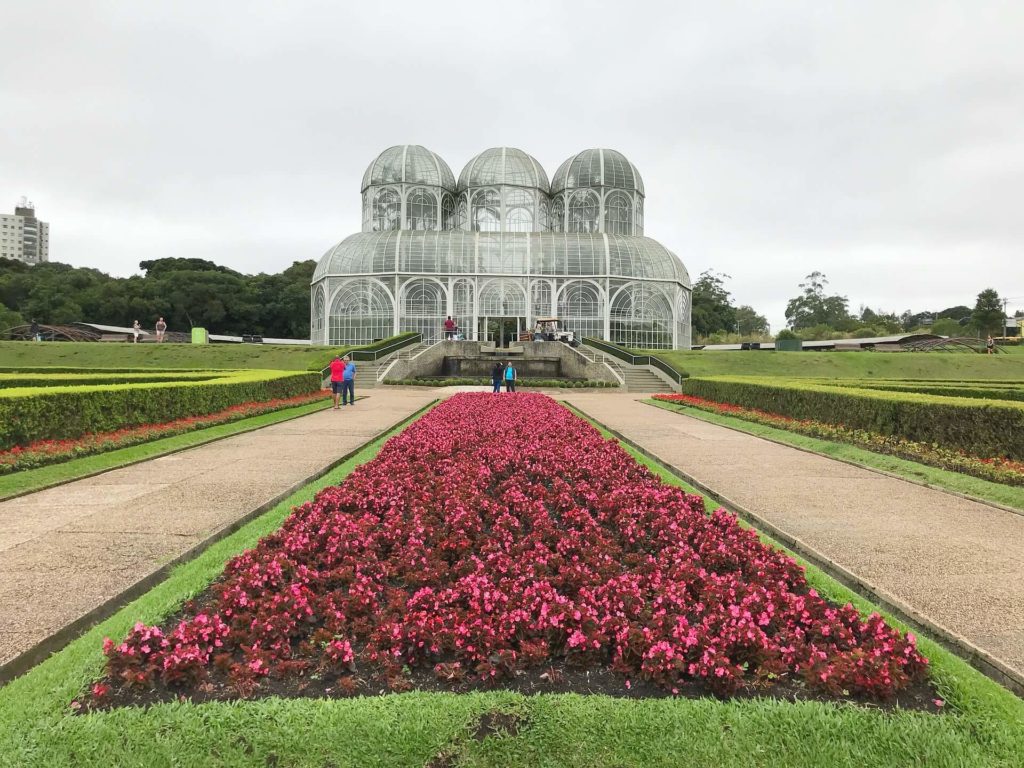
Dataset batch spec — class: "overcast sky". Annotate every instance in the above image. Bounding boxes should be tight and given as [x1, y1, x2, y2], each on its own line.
[3, 0, 1023, 330]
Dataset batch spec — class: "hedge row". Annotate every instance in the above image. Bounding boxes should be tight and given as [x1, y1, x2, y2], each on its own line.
[678, 376, 1024, 459]
[0, 371, 320, 450]
[384, 377, 619, 389]
[0, 373, 220, 389]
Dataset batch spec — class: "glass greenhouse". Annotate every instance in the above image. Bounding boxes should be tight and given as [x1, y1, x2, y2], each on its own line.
[311, 145, 692, 348]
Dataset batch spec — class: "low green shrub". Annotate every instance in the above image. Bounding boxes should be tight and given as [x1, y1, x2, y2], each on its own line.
[678, 376, 1024, 459]
[0, 372, 221, 389]
[0, 370, 320, 449]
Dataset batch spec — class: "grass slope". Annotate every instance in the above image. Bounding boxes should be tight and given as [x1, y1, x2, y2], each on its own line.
[645, 398, 1024, 511]
[0, 341, 351, 371]
[645, 349, 1024, 380]
[0, 397, 333, 501]
[1, 403, 1021, 767]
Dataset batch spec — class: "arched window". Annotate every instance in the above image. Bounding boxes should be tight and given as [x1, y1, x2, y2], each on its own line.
[567, 190, 599, 233]
[400, 278, 446, 342]
[328, 279, 393, 345]
[372, 188, 401, 231]
[441, 194, 456, 230]
[472, 189, 501, 232]
[538, 199, 551, 231]
[550, 195, 565, 232]
[635, 197, 644, 235]
[530, 280, 553, 319]
[452, 278, 474, 334]
[604, 191, 633, 235]
[456, 195, 468, 230]
[610, 283, 673, 349]
[557, 280, 604, 341]
[311, 285, 326, 343]
[479, 280, 526, 316]
[406, 188, 437, 230]
[504, 189, 534, 233]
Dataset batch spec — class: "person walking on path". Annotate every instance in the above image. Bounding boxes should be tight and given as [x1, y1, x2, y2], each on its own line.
[444, 316, 456, 340]
[329, 354, 346, 410]
[132, 320, 141, 343]
[503, 360, 517, 393]
[491, 362, 504, 393]
[342, 355, 356, 406]
[155, 317, 167, 343]
[987, 335, 995, 355]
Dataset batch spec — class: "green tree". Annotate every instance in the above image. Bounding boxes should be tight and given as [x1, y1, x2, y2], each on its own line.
[971, 288, 1004, 336]
[784, 272, 854, 331]
[0, 300, 23, 331]
[930, 318, 962, 337]
[691, 270, 737, 339]
[735, 305, 769, 337]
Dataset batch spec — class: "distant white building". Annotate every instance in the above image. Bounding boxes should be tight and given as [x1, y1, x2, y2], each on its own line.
[0, 198, 49, 265]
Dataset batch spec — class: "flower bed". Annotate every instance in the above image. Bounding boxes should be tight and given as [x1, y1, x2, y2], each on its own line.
[654, 393, 1024, 486]
[0, 391, 329, 474]
[92, 393, 927, 708]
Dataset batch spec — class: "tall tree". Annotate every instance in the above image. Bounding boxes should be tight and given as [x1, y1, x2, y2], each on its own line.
[784, 272, 854, 330]
[735, 305, 769, 336]
[691, 270, 737, 338]
[971, 288, 1004, 336]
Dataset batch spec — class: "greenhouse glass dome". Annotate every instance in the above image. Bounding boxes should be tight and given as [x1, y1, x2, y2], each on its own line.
[312, 145, 691, 349]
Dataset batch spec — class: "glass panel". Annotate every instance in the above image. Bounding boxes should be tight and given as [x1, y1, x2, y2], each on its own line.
[406, 188, 437, 231]
[504, 188, 534, 233]
[610, 283, 674, 349]
[557, 280, 604, 341]
[479, 279, 526, 316]
[452, 278, 474, 334]
[328, 279, 394, 345]
[472, 189, 500, 232]
[372, 188, 401, 231]
[400, 278, 447, 342]
[530, 280, 553, 319]
[567, 190, 599, 233]
[311, 286, 326, 343]
[550, 195, 564, 232]
[604, 191, 633, 235]
[442, 194, 456, 230]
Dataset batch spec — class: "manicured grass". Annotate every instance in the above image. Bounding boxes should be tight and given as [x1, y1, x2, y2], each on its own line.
[0, 397, 333, 501]
[644, 398, 1024, 512]
[0, 404, 1020, 765]
[643, 348, 1024, 380]
[0, 340, 352, 371]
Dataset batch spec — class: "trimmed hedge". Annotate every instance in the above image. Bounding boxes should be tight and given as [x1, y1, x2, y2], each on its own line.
[0, 370, 320, 450]
[0, 372, 221, 389]
[384, 377, 619, 389]
[678, 376, 1024, 459]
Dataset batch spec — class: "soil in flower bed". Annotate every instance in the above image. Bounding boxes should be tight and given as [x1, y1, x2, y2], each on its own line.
[85, 393, 938, 713]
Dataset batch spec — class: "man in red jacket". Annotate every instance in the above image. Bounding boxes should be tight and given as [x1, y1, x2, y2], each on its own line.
[329, 355, 346, 410]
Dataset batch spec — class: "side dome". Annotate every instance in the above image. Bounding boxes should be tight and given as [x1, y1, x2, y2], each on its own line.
[551, 148, 644, 196]
[361, 145, 456, 192]
[458, 147, 549, 192]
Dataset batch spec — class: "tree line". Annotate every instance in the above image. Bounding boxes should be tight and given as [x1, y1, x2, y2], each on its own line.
[0, 257, 315, 338]
[692, 269, 1013, 343]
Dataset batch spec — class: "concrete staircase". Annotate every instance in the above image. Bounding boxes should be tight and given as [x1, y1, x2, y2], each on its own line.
[575, 344, 674, 393]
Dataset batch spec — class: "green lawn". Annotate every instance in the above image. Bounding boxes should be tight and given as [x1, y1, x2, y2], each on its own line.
[0, 397, 333, 501]
[0, 340, 351, 371]
[1, 401, 1021, 766]
[644, 399, 1024, 511]
[644, 349, 1024, 380]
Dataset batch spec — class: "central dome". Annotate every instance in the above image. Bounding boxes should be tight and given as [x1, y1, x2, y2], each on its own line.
[458, 147, 549, 192]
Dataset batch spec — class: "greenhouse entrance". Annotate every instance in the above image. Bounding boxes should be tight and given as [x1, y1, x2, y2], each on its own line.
[480, 317, 524, 347]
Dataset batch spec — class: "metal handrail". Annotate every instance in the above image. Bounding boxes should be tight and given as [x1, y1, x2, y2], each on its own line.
[582, 337, 685, 384]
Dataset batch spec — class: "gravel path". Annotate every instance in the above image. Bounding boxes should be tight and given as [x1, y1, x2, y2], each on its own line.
[0, 389, 436, 672]
[566, 393, 1024, 686]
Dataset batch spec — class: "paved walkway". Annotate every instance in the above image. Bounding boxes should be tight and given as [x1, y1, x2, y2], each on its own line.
[566, 393, 1024, 686]
[0, 389, 436, 671]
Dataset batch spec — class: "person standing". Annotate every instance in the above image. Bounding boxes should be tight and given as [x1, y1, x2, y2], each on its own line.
[491, 361, 504, 393]
[329, 354, 345, 410]
[132, 320, 141, 343]
[342, 355, 356, 406]
[503, 360, 517, 393]
[155, 317, 167, 343]
[987, 335, 995, 355]
[444, 316, 456, 340]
